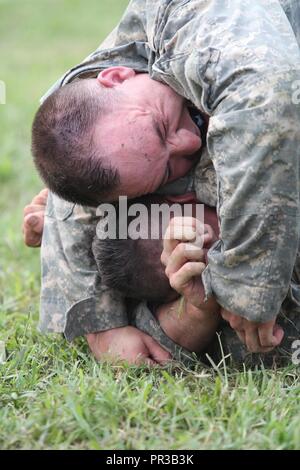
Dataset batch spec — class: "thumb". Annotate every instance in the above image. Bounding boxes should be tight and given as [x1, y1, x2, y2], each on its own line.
[26, 212, 44, 232]
[143, 334, 171, 364]
[273, 324, 284, 346]
[23, 212, 44, 247]
[27, 214, 40, 227]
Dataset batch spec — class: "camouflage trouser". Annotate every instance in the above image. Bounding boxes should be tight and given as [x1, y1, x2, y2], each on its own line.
[130, 286, 300, 369]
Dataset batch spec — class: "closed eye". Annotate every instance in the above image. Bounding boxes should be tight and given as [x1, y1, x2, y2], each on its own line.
[162, 121, 168, 139]
[152, 117, 167, 146]
[164, 163, 171, 183]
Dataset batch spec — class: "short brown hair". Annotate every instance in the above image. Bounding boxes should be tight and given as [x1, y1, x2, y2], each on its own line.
[32, 79, 120, 207]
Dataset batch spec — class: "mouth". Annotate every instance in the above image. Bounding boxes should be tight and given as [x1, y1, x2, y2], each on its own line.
[165, 192, 197, 204]
[164, 164, 172, 184]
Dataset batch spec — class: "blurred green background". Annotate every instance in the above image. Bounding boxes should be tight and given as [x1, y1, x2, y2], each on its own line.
[0, 0, 299, 451]
[0, 0, 129, 335]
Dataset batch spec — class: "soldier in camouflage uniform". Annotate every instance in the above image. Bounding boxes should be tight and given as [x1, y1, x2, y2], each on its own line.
[35, 0, 300, 366]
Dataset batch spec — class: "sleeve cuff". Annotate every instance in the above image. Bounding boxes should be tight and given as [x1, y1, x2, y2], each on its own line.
[202, 266, 287, 323]
[64, 295, 128, 342]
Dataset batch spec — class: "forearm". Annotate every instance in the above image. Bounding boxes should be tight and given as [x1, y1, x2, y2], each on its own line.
[155, 296, 220, 354]
[159, 0, 300, 322]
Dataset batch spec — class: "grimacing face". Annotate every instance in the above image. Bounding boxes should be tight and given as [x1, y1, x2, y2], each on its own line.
[92, 68, 203, 200]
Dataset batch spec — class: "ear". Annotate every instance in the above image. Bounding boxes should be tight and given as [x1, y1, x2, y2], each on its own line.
[96, 67, 136, 88]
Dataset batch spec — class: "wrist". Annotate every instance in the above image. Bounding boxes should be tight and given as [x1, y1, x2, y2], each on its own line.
[155, 298, 220, 353]
[187, 296, 220, 319]
[85, 327, 122, 347]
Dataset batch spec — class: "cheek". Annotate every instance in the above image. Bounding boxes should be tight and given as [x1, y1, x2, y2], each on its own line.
[120, 157, 166, 196]
[139, 147, 167, 182]
[143, 160, 167, 191]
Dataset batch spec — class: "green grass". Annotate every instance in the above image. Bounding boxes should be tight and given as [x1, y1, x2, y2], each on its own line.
[0, 0, 299, 450]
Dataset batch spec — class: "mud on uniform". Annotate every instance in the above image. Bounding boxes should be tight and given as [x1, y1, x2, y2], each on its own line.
[40, 0, 300, 367]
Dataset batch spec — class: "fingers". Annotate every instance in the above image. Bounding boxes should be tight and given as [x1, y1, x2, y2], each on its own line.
[257, 320, 279, 348]
[273, 324, 284, 345]
[222, 310, 257, 350]
[38, 187, 49, 198]
[89, 346, 158, 366]
[221, 309, 243, 331]
[22, 189, 48, 247]
[162, 229, 207, 298]
[143, 334, 171, 364]
[162, 217, 206, 266]
[221, 310, 281, 353]
[23, 189, 48, 214]
[237, 326, 273, 353]
[144, 358, 157, 366]
[23, 204, 46, 217]
[169, 262, 206, 294]
[31, 188, 48, 206]
[235, 329, 246, 344]
[162, 220, 196, 266]
[165, 242, 205, 279]
[22, 212, 44, 247]
[203, 224, 217, 247]
[244, 326, 262, 353]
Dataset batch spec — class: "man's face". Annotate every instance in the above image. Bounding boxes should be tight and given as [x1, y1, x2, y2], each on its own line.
[93, 73, 202, 200]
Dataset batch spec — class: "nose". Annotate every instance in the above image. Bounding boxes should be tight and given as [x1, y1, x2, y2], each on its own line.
[167, 128, 202, 181]
[169, 129, 202, 158]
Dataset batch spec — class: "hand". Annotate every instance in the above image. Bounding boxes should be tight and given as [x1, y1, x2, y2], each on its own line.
[161, 217, 216, 309]
[86, 326, 171, 365]
[22, 188, 48, 247]
[221, 309, 284, 353]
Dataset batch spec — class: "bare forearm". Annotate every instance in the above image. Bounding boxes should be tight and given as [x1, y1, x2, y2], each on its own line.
[155, 297, 220, 353]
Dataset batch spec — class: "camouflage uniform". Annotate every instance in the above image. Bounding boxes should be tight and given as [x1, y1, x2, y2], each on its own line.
[40, 193, 128, 338]
[40, 0, 300, 364]
[130, 301, 300, 368]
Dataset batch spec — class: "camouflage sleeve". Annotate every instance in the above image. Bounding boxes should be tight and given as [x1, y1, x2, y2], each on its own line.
[194, 149, 217, 208]
[39, 192, 128, 341]
[150, 0, 300, 322]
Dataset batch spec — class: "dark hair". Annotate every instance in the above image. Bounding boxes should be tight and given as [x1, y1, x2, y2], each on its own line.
[31, 79, 120, 207]
[92, 195, 179, 302]
[92, 237, 176, 303]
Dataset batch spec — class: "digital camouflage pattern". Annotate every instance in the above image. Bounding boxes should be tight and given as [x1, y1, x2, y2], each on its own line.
[40, 1, 300, 360]
[131, 301, 300, 368]
[40, 192, 127, 340]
